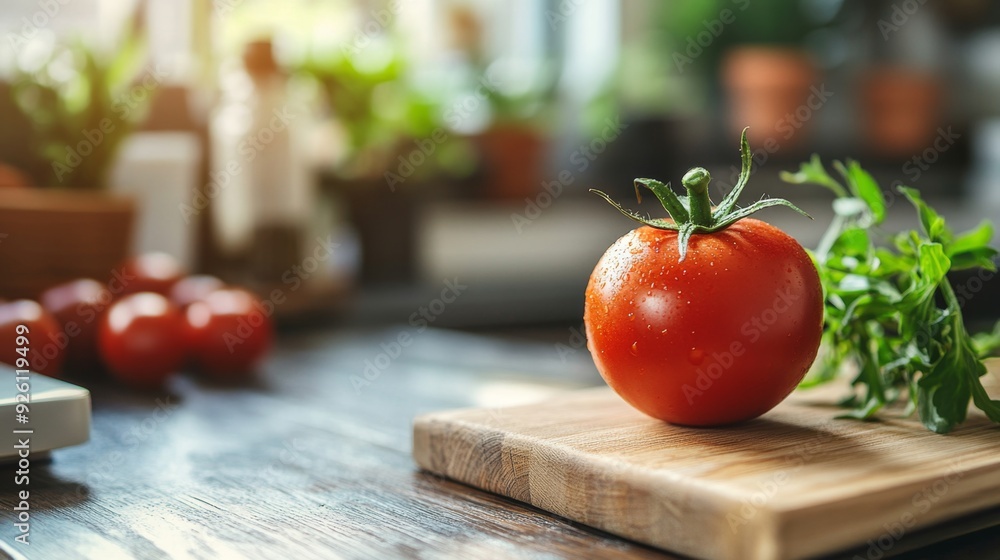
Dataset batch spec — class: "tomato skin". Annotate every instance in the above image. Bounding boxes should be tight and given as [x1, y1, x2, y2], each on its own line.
[0, 300, 66, 376]
[584, 219, 824, 426]
[169, 275, 225, 309]
[40, 279, 110, 372]
[99, 293, 186, 389]
[116, 252, 186, 297]
[185, 289, 272, 378]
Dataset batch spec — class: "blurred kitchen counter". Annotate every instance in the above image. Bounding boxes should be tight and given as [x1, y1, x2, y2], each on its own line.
[342, 191, 999, 328]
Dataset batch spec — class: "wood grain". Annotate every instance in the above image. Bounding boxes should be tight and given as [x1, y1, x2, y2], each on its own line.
[414, 363, 1000, 560]
[0, 328, 997, 559]
[0, 329, 673, 559]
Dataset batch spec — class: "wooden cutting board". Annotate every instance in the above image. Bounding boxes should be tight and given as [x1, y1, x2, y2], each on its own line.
[413, 367, 1000, 560]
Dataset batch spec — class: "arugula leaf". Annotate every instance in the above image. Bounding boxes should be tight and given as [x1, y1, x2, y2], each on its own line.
[973, 321, 1000, 358]
[950, 247, 999, 271]
[837, 160, 886, 224]
[899, 186, 952, 244]
[917, 346, 972, 433]
[784, 162, 1000, 434]
[831, 228, 871, 258]
[780, 155, 849, 198]
[950, 221, 994, 256]
[970, 375, 1000, 423]
[837, 396, 883, 421]
[918, 243, 950, 285]
[944, 221, 998, 271]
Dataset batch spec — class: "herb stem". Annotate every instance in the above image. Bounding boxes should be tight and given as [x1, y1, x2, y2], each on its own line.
[815, 213, 846, 264]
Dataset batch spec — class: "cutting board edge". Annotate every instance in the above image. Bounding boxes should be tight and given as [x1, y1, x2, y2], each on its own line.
[413, 413, 785, 560]
[413, 374, 1000, 560]
[766, 456, 1000, 559]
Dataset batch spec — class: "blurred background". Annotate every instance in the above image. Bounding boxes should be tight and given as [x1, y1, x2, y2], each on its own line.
[1, 0, 999, 334]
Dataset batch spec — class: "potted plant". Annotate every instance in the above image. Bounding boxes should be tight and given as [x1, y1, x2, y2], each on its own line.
[441, 4, 556, 200]
[0, 12, 152, 298]
[861, 68, 941, 158]
[859, 3, 945, 158]
[473, 76, 556, 200]
[664, 0, 833, 148]
[295, 36, 471, 284]
[299, 43, 462, 185]
[717, 0, 829, 149]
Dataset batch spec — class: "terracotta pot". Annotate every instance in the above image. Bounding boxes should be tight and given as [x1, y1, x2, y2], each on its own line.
[861, 68, 942, 158]
[0, 163, 33, 188]
[721, 47, 819, 148]
[475, 124, 546, 200]
[0, 189, 134, 299]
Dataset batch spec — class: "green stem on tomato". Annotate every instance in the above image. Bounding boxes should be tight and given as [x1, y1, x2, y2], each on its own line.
[589, 128, 811, 261]
[681, 167, 714, 227]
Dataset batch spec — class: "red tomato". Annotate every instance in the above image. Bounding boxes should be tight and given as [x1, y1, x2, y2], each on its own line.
[0, 300, 66, 376]
[40, 279, 111, 372]
[585, 220, 824, 426]
[185, 289, 273, 378]
[115, 252, 185, 297]
[99, 293, 186, 389]
[169, 275, 225, 309]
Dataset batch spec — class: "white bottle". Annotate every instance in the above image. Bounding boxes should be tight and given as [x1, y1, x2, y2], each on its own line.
[210, 39, 312, 282]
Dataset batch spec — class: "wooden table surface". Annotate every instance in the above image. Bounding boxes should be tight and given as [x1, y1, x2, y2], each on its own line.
[2, 327, 998, 560]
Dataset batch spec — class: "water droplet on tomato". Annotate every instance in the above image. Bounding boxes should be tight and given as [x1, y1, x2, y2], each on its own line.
[630, 341, 639, 356]
[689, 348, 706, 365]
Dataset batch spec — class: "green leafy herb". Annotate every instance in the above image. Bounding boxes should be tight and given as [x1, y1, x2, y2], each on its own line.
[781, 159, 1000, 433]
[11, 10, 150, 189]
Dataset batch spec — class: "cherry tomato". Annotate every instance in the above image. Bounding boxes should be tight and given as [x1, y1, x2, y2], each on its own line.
[585, 220, 824, 426]
[185, 289, 273, 377]
[115, 252, 185, 297]
[169, 275, 225, 309]
[40, 279, 111, 372]
[99, 293, 186, 389]
[0, 300, 66, 376]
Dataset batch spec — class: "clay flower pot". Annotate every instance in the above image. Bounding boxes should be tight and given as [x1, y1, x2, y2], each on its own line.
[721, 47, 819, 149]
[475, 124, 547, 200]
[861, 68, 942, 158]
